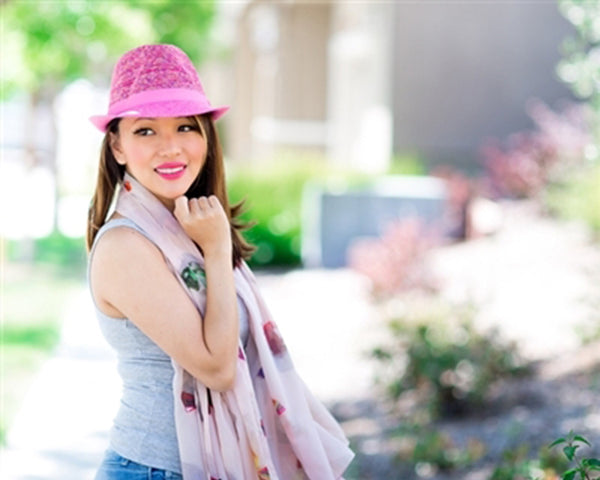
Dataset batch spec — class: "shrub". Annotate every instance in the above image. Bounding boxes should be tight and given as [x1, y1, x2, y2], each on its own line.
[490, 432, 600, 480]
[550, 432, 600, 480]
[388, 153, 428, 176]
[372, 301, 529, 419]
[347, 218, 439, 297]
[227, 161, 319, 267]
[481, 101, 591, 199]
[6, 233, 87, 271]
[406, 429, 485, 475]
[544, 163, 600, 236]
[489, 443, 566, 480]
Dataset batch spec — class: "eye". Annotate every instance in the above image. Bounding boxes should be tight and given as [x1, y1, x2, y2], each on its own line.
[133, 127, 154, 136]
[178, 124, 198, 133]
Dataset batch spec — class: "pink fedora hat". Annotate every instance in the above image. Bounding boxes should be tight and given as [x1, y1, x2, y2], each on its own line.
[90, 44, 229, 132]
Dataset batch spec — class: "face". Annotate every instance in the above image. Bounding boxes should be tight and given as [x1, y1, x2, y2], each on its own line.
[110, 116, 207, 210]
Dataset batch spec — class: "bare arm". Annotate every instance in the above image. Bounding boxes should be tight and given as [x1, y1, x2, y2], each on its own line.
[174, 194, 239, 383]
[90, 196, 239, 391]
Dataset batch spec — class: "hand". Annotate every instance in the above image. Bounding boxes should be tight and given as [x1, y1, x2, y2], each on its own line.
[174, 195, 232, 259]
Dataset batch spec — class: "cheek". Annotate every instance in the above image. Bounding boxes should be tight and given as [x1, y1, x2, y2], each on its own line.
[191, 141, 208, 166]
[120, 142, 150, 168]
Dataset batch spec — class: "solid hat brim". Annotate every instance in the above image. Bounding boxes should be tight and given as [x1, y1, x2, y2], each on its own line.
[89, 100, 229, 132]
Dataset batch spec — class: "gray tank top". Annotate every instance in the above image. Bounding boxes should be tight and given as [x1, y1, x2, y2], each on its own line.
[88, 218, 249, 474]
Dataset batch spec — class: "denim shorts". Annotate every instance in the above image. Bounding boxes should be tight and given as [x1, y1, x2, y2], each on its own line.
[95, 449, 183, 480]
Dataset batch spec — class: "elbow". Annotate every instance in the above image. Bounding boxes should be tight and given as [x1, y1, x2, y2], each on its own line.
[206, 362, 237, 392]
[190, 356, 237, 392]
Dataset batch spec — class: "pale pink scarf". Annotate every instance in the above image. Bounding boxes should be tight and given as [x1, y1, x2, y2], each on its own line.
[115, 173, 354, 479]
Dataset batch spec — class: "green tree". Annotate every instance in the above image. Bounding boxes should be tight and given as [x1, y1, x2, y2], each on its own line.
[1, 0, 216, 229]
[2, 0, 216, 98]
[557, 0, 600, 160]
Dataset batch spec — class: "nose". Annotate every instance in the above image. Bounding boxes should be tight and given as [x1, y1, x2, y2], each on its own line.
[158, 132, 182, 157]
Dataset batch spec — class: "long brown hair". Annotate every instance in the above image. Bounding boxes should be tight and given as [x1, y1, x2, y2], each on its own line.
[86, 114, 255, 267]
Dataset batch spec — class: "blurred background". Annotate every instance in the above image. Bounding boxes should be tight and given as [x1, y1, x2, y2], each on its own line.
[1, 1, 599, 479]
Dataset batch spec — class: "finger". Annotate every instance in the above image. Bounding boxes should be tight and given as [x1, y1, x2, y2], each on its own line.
[174, 196, 190, 220]
[207, 196, 225, 214]
[188, 197, 201, 215]
[198, 196, 210, 210]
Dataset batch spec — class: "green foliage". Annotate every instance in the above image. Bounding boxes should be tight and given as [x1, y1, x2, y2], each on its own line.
[557, 0, 600, 103]
[489, 443, 567, 480]
[6, 233, 87, 271]
[128, 0, 216, 65]
[490, 444, 537, 480]
[408, 429, 484, 474]
[389, 422, 485, 476]
[33, 233, 87, 268]
[388, 153, 428, 176]
[1, 0, 216, 97]
[557, 0, 600, 156]
[2, 2, 135, 94]
[372, 301, 529, 419]
[549, 432, 600, 480]
[2, 323, 60, 351]
[544, 163, 600, 235]
[227, 160, 324, 267]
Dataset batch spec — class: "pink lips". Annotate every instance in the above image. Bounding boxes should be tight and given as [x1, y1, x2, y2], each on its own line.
[154, 162, 187, 180]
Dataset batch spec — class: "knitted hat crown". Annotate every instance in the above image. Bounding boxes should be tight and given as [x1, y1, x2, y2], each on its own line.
[90, 44, 228, 132]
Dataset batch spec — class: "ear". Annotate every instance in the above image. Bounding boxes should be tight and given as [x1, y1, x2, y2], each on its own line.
[109, 132, 126, 165]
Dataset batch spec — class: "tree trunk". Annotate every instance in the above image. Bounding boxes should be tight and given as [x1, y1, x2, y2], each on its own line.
[23, 90, 41, 169]
[18, 87, 61, 262]
[49, 90, 59, 233]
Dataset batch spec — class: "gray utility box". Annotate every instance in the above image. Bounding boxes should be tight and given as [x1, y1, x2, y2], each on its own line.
[302, 176, 447, 268]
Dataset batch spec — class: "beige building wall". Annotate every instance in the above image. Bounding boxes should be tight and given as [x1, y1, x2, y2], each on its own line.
[391, 1, 575, 171]
[228, 1, 575, 172]
[327, 2, 394, 172]
[230, 1, 331, 163]
[275, 3, 329, 121]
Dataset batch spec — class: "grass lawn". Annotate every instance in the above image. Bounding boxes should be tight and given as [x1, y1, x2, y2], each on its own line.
[1, 261, 85, 445]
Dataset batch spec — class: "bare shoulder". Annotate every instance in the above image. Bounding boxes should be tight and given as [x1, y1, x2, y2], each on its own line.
[90, 224, 166, 317]
[92, 224, 163, 268]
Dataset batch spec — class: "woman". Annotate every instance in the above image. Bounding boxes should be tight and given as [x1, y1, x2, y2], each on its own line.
[87, 44, 353, 479]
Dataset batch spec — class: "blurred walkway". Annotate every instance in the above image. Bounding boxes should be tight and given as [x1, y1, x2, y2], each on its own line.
[0, 289, 120, 480]
[0, 269, 379, 480]
[431, 201, 600, 360]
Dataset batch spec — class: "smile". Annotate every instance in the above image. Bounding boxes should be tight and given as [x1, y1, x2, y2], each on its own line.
[155, 163, 186, 180]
